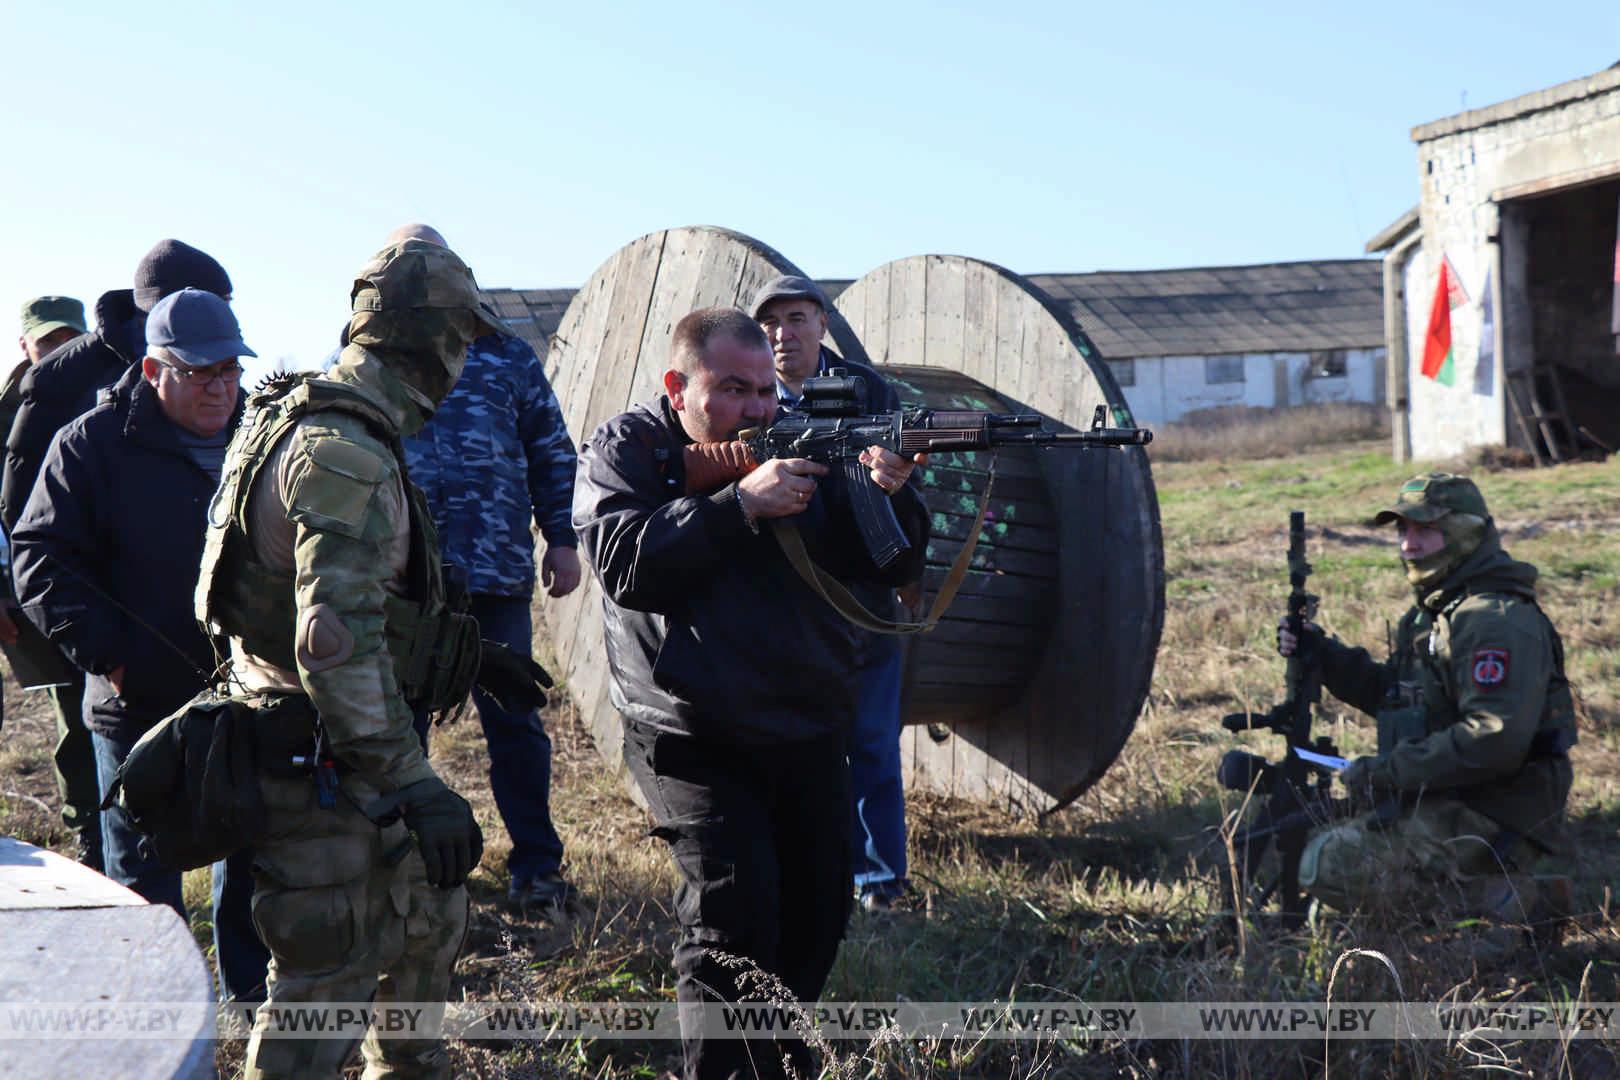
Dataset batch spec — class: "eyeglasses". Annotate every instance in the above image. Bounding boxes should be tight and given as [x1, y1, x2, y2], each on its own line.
[158, 359, 244, 389]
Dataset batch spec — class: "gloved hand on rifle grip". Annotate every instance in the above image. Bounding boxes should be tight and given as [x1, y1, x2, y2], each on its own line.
[1339, 754, 1395, 809]
[476, 639, 554, 713]
[396, 776, 484, 889]
[1276, 617, 1323, 658]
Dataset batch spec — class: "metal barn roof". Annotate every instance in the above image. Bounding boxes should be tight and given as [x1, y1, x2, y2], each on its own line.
[483, 257, 1386, 364]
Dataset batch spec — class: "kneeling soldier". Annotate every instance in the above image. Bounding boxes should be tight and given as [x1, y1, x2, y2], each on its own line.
[1278, 473, 1576, 924]
[197, 239, 497, 1078]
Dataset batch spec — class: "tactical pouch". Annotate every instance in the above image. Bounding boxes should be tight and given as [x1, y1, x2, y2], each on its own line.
[1375, 704, 1429, 755]
[109, 695, 271, 872]
[406, 611, 481, 713]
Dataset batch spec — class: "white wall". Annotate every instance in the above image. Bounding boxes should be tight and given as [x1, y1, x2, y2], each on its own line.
[1112, 347, 1384, 426]
[1405, 70, 1620, 460]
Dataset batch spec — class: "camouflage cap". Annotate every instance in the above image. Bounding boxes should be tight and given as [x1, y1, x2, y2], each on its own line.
[1372, 472, 1489, 525]
[349, 239, 510, 336]
[20, 295, 87, 342]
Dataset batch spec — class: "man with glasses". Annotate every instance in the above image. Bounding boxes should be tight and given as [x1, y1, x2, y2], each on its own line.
[11, 287, 270, 1005]
[3, 241, 231, 876]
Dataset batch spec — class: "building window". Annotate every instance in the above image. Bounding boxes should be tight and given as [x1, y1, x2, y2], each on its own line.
[1108, 358, 1135, 387]
[1205, 356, 1245, 384]
[1308, 350, 1348, 378]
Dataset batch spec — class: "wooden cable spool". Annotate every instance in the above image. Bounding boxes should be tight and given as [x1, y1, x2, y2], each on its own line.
[543, 232, 1163, 815]
[832, 255, 1164, 814]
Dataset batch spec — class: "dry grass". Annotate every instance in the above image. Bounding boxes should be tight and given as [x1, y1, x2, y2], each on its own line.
[3, 438, 1618, 1078]
[1149, 402, 1390, 463]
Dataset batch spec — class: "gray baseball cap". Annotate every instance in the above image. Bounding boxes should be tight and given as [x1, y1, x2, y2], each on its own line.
[749, 274, 829, 320]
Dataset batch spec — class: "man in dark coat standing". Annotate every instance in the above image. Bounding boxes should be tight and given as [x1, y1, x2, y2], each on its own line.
[11, 287, 269, 1004]
[575, 307, 931, 1079]
[1, 240, 231, 877]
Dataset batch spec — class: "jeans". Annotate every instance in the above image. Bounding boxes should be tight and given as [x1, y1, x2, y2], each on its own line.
[849, 637, 907, 896]
[92, 728, 185, 916]
[92, 727, 269, 1003]
[623, 719, 852, 1080]
[213, 849, 270, 1003]
[417, 593, 564, 884]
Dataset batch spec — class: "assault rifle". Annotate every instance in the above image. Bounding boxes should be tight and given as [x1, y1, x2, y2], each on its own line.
[683, 370, 1152, 569]
[1216, 510, 1345, 925]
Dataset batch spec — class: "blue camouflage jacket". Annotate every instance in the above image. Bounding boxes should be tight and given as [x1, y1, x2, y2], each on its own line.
[402, 333, 577, 597]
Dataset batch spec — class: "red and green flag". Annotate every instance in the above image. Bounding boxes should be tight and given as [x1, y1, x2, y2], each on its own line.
[1420, 257, 1466, 385]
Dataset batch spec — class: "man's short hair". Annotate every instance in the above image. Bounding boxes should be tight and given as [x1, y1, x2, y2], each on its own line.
[670, 307, 769, 373]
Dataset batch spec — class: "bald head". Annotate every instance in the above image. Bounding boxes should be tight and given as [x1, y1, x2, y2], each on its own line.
[386, 223, 449, 248]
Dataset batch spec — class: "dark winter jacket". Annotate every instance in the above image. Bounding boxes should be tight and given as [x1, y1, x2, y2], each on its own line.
[573, 396, 929, 743]
[2, 289, 145, 534]
[11, 365, 242, 739]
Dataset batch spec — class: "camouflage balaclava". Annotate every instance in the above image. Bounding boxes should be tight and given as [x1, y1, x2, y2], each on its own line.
[1372, 472, 1492, 596]
[335, 238, 504, 435]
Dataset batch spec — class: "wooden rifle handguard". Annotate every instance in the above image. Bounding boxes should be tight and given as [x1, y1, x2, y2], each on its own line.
[683, 441, 759, 494]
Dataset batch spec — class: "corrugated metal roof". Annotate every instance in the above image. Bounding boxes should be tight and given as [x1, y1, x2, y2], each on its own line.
[483, 257, 1385, 363]
[1026, 259, 1385, 358]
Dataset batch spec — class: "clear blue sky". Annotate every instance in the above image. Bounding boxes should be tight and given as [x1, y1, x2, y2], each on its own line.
[3, 1, 1615, 373]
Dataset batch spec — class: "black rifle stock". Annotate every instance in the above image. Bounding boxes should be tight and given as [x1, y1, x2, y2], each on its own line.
[684, 370, 1152, 568]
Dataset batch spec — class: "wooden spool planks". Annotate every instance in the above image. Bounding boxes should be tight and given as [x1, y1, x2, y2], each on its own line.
[0, 837, 215, 1077]
[541, 226, 867, 775]
[834, 255, 1164, 813]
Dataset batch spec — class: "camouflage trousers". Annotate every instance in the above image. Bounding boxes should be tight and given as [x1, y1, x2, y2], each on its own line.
[244, 773, 468, 1080]
[1300, 796, 1547, 919]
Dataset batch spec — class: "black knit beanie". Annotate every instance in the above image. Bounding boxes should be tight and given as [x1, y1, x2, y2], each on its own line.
[132, 239, 233, 312]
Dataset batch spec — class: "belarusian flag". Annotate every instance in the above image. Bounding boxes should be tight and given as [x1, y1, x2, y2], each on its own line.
[1420, 259, 1461, 385]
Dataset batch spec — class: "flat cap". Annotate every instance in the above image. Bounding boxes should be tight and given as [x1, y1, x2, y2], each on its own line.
[749, 274, 829, 320]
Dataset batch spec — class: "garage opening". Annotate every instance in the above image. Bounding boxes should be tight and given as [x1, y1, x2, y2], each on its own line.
[1501, 177, 1620, 460]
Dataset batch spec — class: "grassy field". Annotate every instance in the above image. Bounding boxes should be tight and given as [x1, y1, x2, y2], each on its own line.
[2, 438, 1617, 1078]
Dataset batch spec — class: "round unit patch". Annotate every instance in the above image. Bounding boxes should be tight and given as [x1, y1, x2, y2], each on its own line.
[1472, 647, 1510, 689]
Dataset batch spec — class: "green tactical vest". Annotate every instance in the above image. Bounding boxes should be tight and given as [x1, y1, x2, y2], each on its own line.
[195, 374, 479, 712]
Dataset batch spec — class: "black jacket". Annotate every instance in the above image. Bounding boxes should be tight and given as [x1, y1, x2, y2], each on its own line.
[11, 365, 240, 739]
[573, 397, 929, 744]
[2, 289, 145, 534]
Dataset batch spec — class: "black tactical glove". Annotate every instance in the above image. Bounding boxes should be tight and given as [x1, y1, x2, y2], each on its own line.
[476, 640, 554, 713]
[396, 777, 484, 889]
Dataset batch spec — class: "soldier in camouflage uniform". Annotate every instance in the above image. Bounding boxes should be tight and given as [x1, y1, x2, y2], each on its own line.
[386, 223, 580, 909]
[1279, 473, 1577, 921]
[196, 240, 494, 1078]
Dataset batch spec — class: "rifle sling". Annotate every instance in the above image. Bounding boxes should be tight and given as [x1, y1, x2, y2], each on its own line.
[769, 457, 996, 636]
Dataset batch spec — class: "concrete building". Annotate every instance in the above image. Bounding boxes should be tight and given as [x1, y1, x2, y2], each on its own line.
[485, 261, 1387, 430]
[1021, 262, 1385, 426]
[1370, 64, 1620, 463]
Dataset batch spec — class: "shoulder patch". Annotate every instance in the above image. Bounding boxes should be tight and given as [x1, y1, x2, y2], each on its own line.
[1472, 647, 1510, 689]
[289, 436, 389, 537]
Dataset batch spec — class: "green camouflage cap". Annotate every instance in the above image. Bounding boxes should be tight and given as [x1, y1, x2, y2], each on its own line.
[349, 239, 510, 336]
[19, 295, 87, 342]
[1373, 472, 1489, 525]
